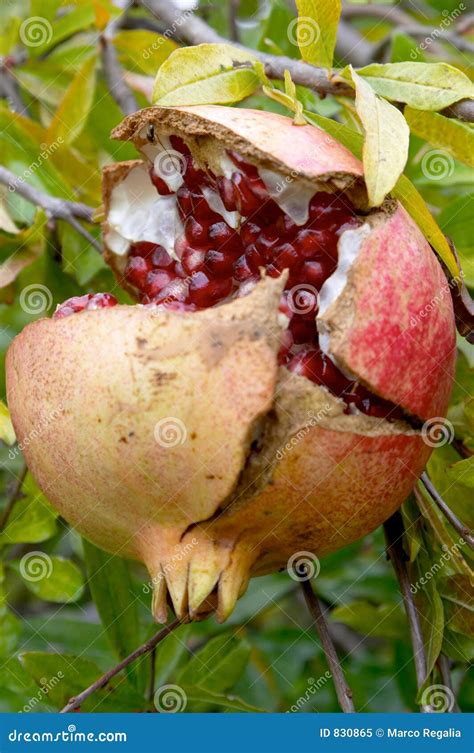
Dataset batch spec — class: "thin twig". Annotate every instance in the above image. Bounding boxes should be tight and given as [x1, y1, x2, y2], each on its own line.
[143, 0, 474, 122]
[61, 618, 183, 712]
[300, 578, 355, 712]
[147, 646, 157, 703]
[0, 166, 102, 252]
[384, 511, 430, 711]
[0, 465, 27, 532]
[420, 472, 474, 549]
[101, 4, 138, 116]
[437, 654, 460, 712]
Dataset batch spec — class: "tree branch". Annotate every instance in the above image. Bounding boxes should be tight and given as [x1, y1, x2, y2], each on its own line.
[420, 472, 474, 549]
[61, 618, 183, 712]
[384, 511, 430, 711]
[101, 5, 139, 116]
[0, 166, 102, 252]
[300, 578, 355, 712]
[0, 465, 27, 532]
[437, 654, 460, 713]
[142, 0, 474, 122]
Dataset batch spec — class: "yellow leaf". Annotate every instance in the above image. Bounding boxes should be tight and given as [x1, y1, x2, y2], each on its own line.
[344, 62, 474, 111]
[350, 67, 409, 207]
[114, 30, 177, 77]
[405, 107, 474, 169]
[295, 0, 341, 69]
[46, 56, 97, 146]
[153, 44, 259, 106]
[0, 402, 16, 446]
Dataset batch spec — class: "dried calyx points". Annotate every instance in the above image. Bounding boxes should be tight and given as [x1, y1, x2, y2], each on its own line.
[7, 106, 456, 624]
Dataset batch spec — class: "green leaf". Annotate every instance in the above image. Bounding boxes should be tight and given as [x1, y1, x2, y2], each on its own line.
[0, 210, 48, 289]
[345, 62, 474, 110]
[177, 633, 250, 692]
[390, 32, 424, 64]
[20, 652, 147, 712]
[0, 401, 15, 445]
[183, 685, 265, 713]
[332, 601, 407, 640]
[446, 457, 474, 488]
[13, 556, 84, 603]
[46, 56, 97, 146]
[438, 195, 474, 287]
[0, 564, 21, 658]
[439, 575, 474, 638]
[114, 30, 178, 77]
[295, 0, 341, 69]
[152, 43, 260, 106]
[1, 474, 58, 546]
[350, 67, 409, 207]
[27, 4, 96, 56]
[405, 107, 474, 168]
[301, 109, 458, 277]
[154, 623, 191, 687]
[82, 539, 144, 689]
[57, 222, 105, 285]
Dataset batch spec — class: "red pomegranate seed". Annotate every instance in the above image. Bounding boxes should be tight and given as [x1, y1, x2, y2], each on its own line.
[153, 278, 189, 304]
[151, 247, 174, 269]
[232, 173, 261, 215]
[182, 247, 206, 275]
[169, 135, 190, 154]
[126, 256, 152, 289]
[301, 260, 330, 289]
[241, 221, 262, 247]
[183, 154, 206, 189]
[227, 150, 260, 178]
[189, 272, 233, 306]
[273, 243, 300, 270]
[208, 221, 240, 251]
[145, 270, 175, 298]
[255, 227, 280, 257]
[185, 217, 211, 246]
[130, 241, 158, 258]
[233, 255, 254, 281]
[293, 229, 329, 258]
[204, 249, 235, 277]
[289, 318, 317, 345]
[216, 176, 238, 212]
[176, 186, 195, 219]
[53, 293, 117, 319]
[149, 167, 173, 195]
[245, 244, 266, 272]
[174, 261, 187, 278]
[288, 349, 352, 395]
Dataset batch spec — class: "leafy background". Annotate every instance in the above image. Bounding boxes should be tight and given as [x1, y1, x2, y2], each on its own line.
[0, 0, 473, 713]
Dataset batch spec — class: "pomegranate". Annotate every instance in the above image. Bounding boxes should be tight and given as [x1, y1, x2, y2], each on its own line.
[6, 106, 456, 624]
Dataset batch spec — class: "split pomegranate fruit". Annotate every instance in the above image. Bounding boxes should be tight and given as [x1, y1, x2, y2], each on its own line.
[6, 106, 456, 623]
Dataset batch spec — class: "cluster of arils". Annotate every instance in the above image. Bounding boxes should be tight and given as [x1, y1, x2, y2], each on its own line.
[54, 139, 402, 420]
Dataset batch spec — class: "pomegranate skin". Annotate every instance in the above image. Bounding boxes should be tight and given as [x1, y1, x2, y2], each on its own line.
[7, 106, 457, 623]
[318, 206, 456, 420]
